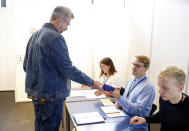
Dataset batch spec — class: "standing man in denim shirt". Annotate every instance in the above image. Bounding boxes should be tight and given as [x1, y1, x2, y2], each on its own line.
[112, 55, 155, 131]
[23, 6, 102, 131]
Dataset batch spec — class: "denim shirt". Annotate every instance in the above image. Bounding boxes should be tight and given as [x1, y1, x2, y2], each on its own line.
[23, 23, 93, 100]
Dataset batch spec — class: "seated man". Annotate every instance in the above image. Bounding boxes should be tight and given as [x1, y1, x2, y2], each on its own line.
[130, 66, 189, 131]
[112, 55, 155, 130]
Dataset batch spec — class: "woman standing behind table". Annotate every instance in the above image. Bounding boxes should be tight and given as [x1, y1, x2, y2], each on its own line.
[95, 57, 122, 97]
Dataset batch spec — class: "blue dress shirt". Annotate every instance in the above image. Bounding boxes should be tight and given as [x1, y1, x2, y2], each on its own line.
[117, 75, 155, 117]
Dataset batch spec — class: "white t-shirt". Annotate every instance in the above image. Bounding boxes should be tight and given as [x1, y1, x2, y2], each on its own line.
[99, 73, 121, 88]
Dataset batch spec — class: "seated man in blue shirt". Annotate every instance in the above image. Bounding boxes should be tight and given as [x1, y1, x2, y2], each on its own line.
[112, 55, 155, 130]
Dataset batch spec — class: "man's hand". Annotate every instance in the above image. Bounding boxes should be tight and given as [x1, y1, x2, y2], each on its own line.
[95, 91, 103, 96]
[130, 116, 146, 125]
[112, 89, 121, 100]
[91, 81, 104, 91]
[115, 102, 120, 109]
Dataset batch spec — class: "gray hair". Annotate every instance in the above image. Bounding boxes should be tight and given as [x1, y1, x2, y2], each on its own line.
[50, 6, 74, 21]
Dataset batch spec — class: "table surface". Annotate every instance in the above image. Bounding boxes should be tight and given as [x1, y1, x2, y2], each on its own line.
[65, 100, 148, 131]
[65, 89, 107, 103]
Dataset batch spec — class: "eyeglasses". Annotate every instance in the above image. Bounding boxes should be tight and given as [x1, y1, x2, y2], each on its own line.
[63, 19, 70, 26]
[132, 63, 144, 68]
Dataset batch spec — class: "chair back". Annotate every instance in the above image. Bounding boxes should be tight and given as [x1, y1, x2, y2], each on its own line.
[120, 87, 125, 96]
[150, 104, 157, 115]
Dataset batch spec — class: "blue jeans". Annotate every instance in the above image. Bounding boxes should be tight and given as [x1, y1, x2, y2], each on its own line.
[32, 100, 63, 131]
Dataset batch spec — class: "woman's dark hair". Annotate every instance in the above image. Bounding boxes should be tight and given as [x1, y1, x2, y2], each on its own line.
[99, 57, 117, 77]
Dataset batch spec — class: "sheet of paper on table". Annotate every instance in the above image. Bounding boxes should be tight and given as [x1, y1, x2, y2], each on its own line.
[100, 106, 126, 118]
[73, 112, 105, 125]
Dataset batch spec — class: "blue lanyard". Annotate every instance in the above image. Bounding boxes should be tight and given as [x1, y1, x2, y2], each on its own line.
[103, 77, 109, 84]
[126, 76, 147, 98]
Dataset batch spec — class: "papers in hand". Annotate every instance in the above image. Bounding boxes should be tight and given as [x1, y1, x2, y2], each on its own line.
[100, 99, 114, 106]
[73, 112, 105, 125]
[100, 106, 126, 118]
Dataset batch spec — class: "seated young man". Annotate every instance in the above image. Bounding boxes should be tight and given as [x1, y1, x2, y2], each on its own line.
[112, 56, 155, 131]
[130, 66, 189, 131]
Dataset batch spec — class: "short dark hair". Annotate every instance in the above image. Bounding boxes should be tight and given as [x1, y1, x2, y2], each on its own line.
[99, 57, 117, 77]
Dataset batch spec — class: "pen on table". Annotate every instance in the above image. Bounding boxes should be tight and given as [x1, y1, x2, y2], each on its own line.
[106, 112, 120, 114]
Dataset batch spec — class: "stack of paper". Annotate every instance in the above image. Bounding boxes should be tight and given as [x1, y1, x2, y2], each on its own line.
[73, 112, 105, 125]
[100, 106, 126, 118]
[100, 99, 114, 106]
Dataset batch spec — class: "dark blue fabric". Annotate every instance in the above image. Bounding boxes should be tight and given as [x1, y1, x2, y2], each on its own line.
[1, 0, 6, 7]
[103, 84, 115, 91]
[23, 23, 93, 100]
[32, 100, 63, 131]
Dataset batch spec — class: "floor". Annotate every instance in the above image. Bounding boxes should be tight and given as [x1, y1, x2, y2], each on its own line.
[150, 124, 161, 131]
[0, 91, 160, 131]
[0, 91, 34, 131]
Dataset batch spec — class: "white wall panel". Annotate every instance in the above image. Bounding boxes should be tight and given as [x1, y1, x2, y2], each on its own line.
[125, 0, 154, 80]
[150, 0, 189, 105]
[0, 8, 15, 91]
[63, 0, 94, 88]
[92, 0, 130, 87]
